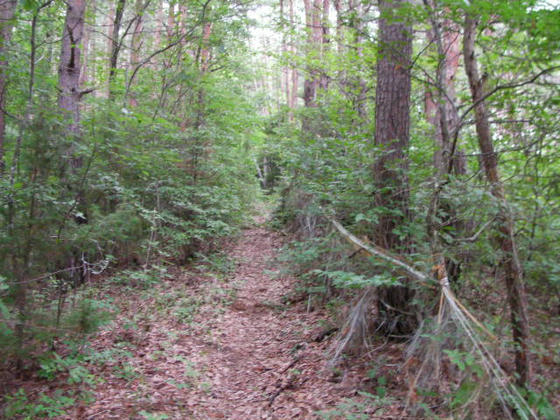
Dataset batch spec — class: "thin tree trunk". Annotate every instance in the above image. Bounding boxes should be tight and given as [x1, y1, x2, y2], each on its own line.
[319, 0, 329, 91]
[280, 0, 290, 107]
[167, 1, 175, 39]
[108, 0, 126, 97]
[424, 3, 464, 175]
[200, 22, 212, 73]
[130, 0, 145, 68]
[333, 0, 342, 51]
[79, 0, 96, 88]
[373, 0, 414, 335]
[423, 2, 467, 283]
[129, 0, 146, 106]
[463, 14, 530, 388]
[288, 0, 298, 110]
[154, 0, 163, 48]
[0, 0, 17, 175]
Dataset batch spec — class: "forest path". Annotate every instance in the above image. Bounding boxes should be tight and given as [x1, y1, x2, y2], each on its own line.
[83, 216, 363, 419]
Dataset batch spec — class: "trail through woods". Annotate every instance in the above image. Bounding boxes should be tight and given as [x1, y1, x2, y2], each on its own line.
[81, 217, 374, 419]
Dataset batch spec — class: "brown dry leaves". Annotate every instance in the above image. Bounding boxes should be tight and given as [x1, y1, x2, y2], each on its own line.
[78, 225, 371, 419]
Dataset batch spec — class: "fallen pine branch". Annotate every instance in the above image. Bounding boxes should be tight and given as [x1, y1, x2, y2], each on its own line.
[329, 218, 537, 419]
[330, 219, 434, 289]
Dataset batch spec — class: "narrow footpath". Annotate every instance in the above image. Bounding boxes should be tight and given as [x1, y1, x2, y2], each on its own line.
[83, 220, 365, 419]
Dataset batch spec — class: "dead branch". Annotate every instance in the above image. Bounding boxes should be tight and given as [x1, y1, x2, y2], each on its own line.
[330, 219, 434, 289]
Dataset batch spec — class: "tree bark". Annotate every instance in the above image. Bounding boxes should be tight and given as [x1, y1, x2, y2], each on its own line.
[319, 0, 330, 91]
[0, 0, 17, 175]
[373, 0, 414, 335]
[79, 0, 96, 88]
[423, 3, 464, 175]
[303, 0, 322, 108]
[58, 0, 87, 136]
[108, 0, 126, 97]
[129, 0, 147, 106]
[288, 0, 298, 109]
[463, 14, 531, 388]
[280, 0, 289, 107]
[423, 2, 466, 283]
[167, 1, 175, 39]
[199, 22, 212, 73]
[130, 0, 146, 69]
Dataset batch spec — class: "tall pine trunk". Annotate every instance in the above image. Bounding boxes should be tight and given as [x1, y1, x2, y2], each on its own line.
[373, 0, 414, 335]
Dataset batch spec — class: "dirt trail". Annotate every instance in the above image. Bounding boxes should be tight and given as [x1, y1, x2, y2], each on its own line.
[83, 221, 363, 419]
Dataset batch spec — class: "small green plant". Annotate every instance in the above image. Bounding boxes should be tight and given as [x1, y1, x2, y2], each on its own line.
[525, 388, 558, 420]
[2, 388, 76, 419]
[139, 411, 170, 420]
[172, 295, 210, 324]
[113, 363, 139, 381]
[112, 267, 165, 289]
[176, 356, 201, 379]
[167, 379, 192, 389]
[317, 391, 394, 419]
[64, 298, 114, 336]
[195, 251, 235, 276]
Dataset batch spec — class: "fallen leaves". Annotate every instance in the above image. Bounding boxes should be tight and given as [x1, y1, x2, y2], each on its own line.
[3, 224, 381, 419]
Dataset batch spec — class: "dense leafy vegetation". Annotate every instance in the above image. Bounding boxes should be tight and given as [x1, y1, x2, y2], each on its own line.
[0, 0, 558, 418]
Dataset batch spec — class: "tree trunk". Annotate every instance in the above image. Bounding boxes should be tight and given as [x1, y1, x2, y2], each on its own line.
[167, 1, 175, 39]
[130, 0, 146, 69]
[423, 2, 466, 283]
[373, 0, 414, 335]
[129, 0, 147, 106]
[58, 0, 87, 137]
[280, 0, 289, 107]
[200, 22, 213, 73]
[79, 0, 96, 88]
[0, 0, 17, 175]
[333, 0, 342, 51]
[108, 0, 126, 97]
[288, 0, 298, 110]
[319, 0, 330, 91]
[303, 0, 322, 108]
[463, 14, 531, 388]
[424, 4, 464, 175]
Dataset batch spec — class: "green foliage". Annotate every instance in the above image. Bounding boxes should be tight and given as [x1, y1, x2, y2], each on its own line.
[139, 411, 170, 420]
[525, 389, 558, 420]
[3, 388, 76, 419]
[0, 0, 262, 380]
[311, 270, 402, 289]
[173, 297, 201, 324]
[317, 391, 395, 419]
[64, 298, 114, 336]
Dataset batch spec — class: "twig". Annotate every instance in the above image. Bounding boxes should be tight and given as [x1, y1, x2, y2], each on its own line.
[280, 355, 301, 373]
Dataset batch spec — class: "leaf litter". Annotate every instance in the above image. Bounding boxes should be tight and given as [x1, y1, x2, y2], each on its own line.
[77, 224, 397, 419]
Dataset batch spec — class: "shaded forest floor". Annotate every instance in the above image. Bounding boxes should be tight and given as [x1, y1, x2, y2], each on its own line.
[84, 218, 367, 419]
[3, 212, 560, 418]
[2, 214, 410, 419]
